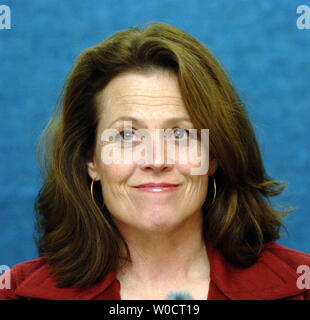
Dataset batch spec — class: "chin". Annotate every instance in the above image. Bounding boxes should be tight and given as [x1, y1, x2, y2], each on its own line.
[140, 215, 183, 234]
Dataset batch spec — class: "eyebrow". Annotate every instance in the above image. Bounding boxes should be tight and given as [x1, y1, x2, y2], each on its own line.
[109, 116, 193, 127]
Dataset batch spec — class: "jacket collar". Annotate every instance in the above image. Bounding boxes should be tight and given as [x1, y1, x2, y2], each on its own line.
[207, 242, 307, 300]
[15, 262, 118, 300]
[15, 243, 307, 300]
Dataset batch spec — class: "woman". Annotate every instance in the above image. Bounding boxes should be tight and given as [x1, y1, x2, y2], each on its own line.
[1, 22, 309, 300]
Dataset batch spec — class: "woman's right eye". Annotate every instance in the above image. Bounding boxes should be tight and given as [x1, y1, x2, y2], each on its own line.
[115, 129, 140, 144]
[120, 130, 134, 140]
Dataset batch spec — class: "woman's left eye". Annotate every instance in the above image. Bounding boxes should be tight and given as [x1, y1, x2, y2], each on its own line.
[170, 128, 189, 140]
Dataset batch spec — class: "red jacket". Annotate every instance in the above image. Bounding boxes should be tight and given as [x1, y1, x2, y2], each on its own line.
[1, 242, 310, 300]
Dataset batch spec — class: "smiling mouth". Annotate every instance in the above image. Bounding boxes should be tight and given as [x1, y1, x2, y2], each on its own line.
[131, 183, 182, 193]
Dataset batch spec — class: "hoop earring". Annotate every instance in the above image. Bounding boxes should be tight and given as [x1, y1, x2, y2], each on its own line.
[90, 177, 104, 209]
[210, 175, 217, 206]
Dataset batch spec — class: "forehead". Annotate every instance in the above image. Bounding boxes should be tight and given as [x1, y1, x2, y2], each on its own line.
[95, 71, 191, 127]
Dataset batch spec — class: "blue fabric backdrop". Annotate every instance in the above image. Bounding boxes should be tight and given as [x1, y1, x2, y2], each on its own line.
[1, 0, 309, 269]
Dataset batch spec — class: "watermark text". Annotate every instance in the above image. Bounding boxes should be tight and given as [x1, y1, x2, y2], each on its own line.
[297, 5, 310, 29]
[0, 5, 11, 29]
[296, 265, 310, 289]
[99, 122, 210, 175]
[0, 265, 11, 289]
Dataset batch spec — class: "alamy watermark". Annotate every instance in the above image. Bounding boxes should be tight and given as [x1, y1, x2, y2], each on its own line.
[0, 265, 11, 289]
[0, 5, 11, 29]
[296, 264, 310, 289]
[99, 122, 210, 175]
[297, 5, 310, 29]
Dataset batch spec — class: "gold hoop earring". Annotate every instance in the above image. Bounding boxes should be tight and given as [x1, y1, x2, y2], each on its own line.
[90, 177, 104, 209]
[210, 175, 216, 206]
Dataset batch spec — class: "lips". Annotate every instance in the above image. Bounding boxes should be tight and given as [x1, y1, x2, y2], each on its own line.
[133, 183, 181, 188]
[132, 182, 182, 193]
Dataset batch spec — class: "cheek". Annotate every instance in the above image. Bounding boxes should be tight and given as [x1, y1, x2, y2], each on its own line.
[95, 144, 135, 183]
[172, 140, 209, 174]
[176, 155, 208, 187]
[175, 152, 207, 175]
[100, 163, 135, 184]
[175, 162, 192, 176]
[176, 162, 208, 191]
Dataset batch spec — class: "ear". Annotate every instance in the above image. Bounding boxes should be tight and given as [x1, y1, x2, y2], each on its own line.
[86, 149, 99, 180]
[208, 156, 218, 177]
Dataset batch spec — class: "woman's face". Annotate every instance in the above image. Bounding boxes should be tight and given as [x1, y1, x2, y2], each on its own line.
[87, 70, 217, 234]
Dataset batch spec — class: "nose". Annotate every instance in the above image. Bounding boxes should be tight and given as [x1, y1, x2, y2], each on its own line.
[138, 129, 174, 173]
[140, 158, 173, 174]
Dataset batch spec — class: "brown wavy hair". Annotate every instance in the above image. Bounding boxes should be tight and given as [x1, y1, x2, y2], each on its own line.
[35, 22, 291, 288]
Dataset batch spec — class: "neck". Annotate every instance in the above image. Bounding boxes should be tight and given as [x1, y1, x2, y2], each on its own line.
[115, 210, 209, 285]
